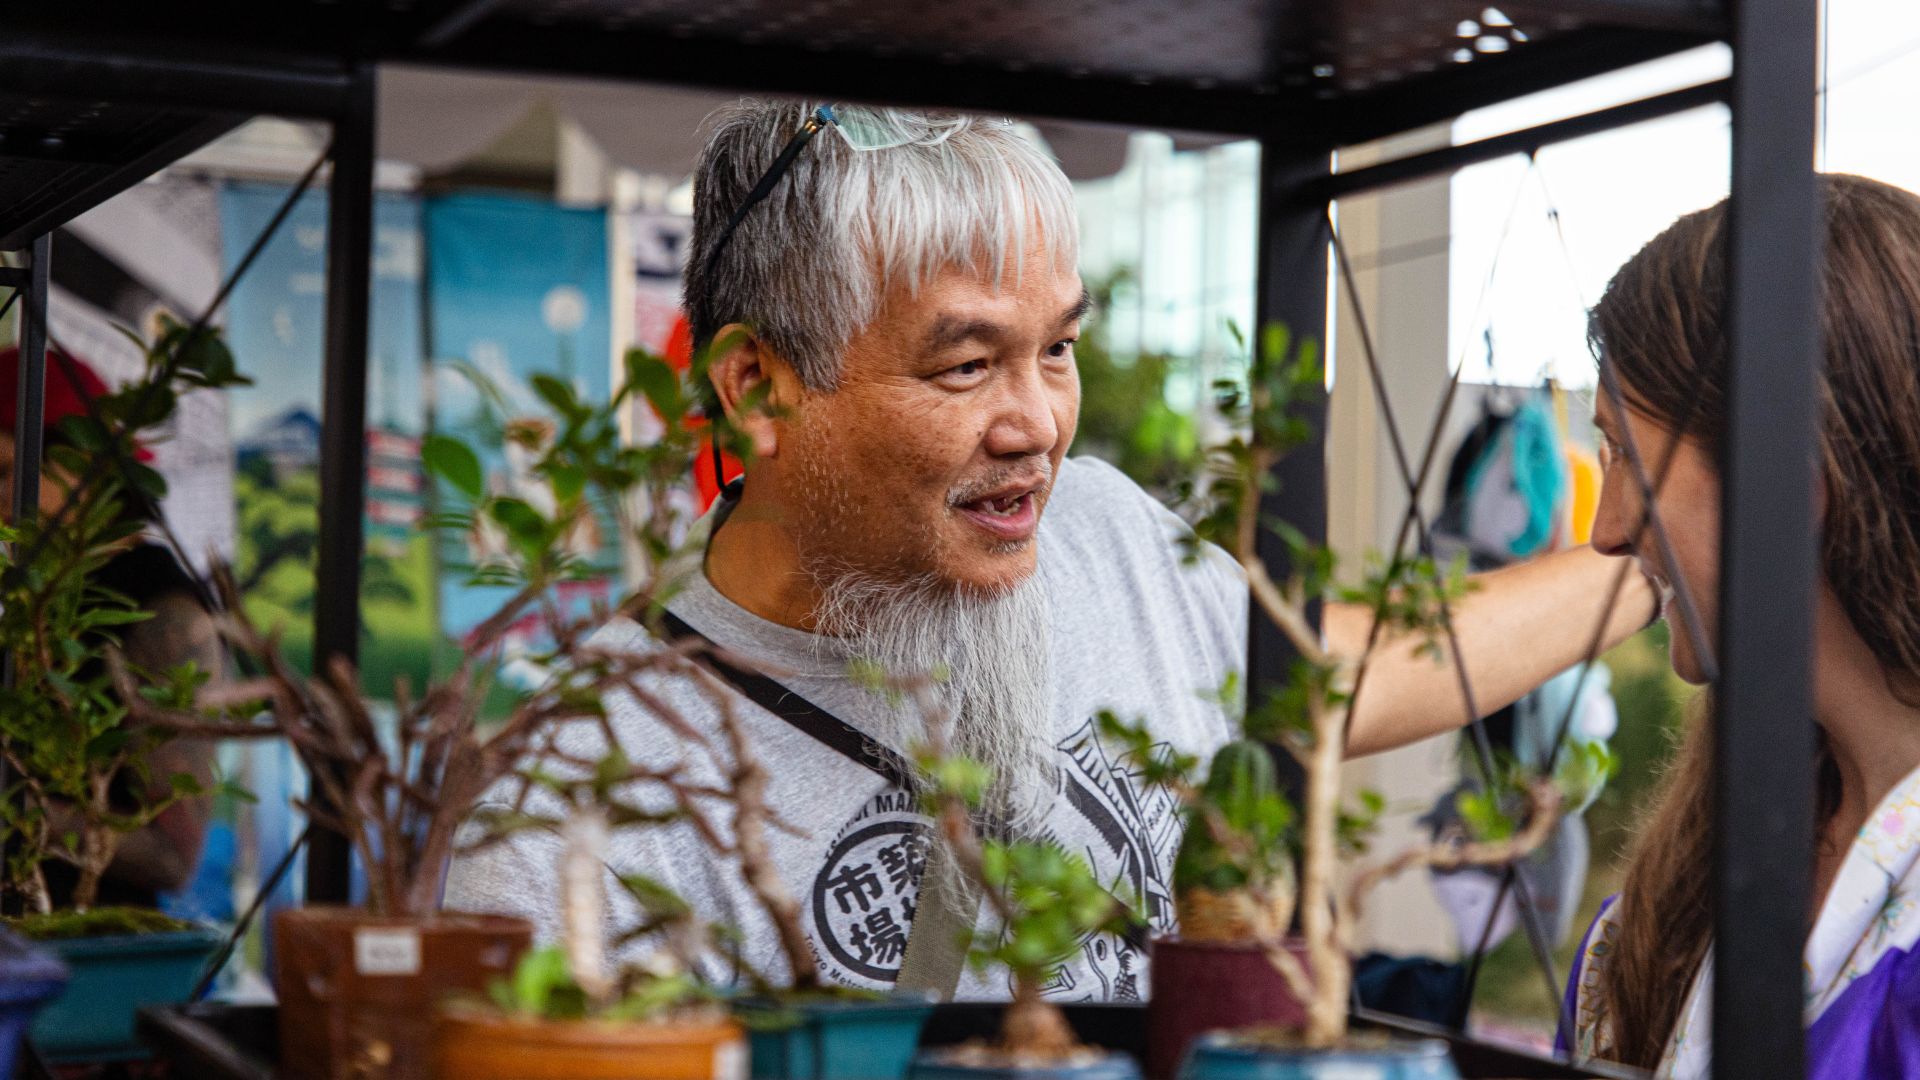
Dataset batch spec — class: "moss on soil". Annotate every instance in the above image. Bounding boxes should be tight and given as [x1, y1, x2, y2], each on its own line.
[6, 906, 198, 940]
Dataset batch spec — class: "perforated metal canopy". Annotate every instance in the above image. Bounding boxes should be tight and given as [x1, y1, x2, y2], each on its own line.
[0, 0, 1723, 248]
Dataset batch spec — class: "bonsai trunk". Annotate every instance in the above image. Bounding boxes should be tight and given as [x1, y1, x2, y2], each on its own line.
[561, 806, 615, 1006]
[714, 695, 819, 990]
[22, 863, 51, 915]
[999, 973, 1076, 1059]
[69, 786, 123, 912]
[1297, 695, 1350, 1049]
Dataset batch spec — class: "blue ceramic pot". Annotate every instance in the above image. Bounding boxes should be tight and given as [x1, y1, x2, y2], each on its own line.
[908, 1049, 1142, 1080]
[1178, 1033, 1459, 1080]
[739, 994, 935, 1079]
[28, 926, 220, 1063]
[0, 932, 67, 1080]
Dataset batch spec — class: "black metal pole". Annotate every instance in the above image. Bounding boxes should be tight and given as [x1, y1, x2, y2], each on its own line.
[1713, 1, 1820, 1077]
[9, 235, 49, 531]
[306, 65, 376, 906]
[1249, 142, 1330, 787]
[1, 236, 49, 910]
[1312, 79, 1730, 204]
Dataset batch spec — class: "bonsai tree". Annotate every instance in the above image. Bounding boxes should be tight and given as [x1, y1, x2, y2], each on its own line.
[0, 319, 248, 918]
[457, 760, 725, 1027]
[1102, 324, 1566, 1049]
[462, 649, 830, 1011]
[911, 705, 1143, 1068]
[127, 347, 736, 920]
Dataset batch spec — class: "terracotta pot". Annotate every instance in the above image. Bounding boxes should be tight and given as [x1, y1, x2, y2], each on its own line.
[272, 906, 530, 1080]
[434, 1009, 747, 1080]
[1146, 936, 1308, 1080]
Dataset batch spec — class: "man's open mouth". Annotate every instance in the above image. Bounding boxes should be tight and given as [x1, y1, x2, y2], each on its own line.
[954, 483, 1043, 542]
[973, 492, 1030, 517]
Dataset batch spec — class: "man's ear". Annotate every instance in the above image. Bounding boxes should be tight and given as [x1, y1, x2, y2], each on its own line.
[707, 324, 790, 460]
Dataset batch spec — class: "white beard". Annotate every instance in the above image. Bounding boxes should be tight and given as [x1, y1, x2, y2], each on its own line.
[809, 565, 1056, 826]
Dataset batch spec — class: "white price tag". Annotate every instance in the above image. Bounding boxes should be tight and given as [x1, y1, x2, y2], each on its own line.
[714, 1037, 748, 1080]
[353, 928, 422, 977]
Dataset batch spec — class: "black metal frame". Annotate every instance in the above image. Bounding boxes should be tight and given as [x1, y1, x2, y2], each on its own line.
[0, 3, 1821, 1075]
[1713, 1, 1820, 1073]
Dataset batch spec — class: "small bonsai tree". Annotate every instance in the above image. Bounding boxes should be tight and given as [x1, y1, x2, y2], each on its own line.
[458, 757, 724, 1025]
[0, 320, 248, 917]
[912, 719, 1142, 1066]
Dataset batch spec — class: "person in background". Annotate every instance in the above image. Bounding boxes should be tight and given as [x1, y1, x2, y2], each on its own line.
[0, 345, 221, 907]
[1565, 173, 1920, 1078]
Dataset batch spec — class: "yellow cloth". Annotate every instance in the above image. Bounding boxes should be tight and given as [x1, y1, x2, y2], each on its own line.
[1565, 443, 1600, 546]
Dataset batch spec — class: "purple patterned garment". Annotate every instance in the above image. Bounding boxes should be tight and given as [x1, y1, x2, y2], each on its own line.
[1557, 763, 1920, 1077]
[1560, 910, 1920, 1075]
[1804, 941, 1920, 1078]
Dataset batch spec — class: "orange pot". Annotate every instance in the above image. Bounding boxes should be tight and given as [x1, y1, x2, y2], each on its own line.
[434, 1010, 748, 1080]
[273, 907, 530, 1080]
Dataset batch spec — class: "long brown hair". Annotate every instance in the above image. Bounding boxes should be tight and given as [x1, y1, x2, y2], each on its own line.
[1588, 173, 1920, 1067]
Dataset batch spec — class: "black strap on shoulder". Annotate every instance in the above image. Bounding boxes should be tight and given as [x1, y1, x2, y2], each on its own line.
[661, 610, 918, 791]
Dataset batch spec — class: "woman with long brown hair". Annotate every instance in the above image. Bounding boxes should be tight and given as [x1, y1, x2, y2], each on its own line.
[1563, 172, 1920, 1078]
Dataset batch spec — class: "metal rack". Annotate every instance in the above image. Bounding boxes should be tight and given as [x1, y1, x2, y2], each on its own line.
[0, 3, 1816, 1075]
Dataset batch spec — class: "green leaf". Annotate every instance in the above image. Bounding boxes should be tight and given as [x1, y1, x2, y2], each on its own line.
[628, 351, 683, 420]
[508, 946, 573, 1017]
[487, 497, 546, 544]
[547, 463, 586, 505]
[53, 415, 108, 453]
[127, 463, 168, 500]
[423, 434, 486, 501]
[530, 374, 582, 420]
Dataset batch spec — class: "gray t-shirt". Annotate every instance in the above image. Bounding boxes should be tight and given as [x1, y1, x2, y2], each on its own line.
[444, 455, 1247, 1002]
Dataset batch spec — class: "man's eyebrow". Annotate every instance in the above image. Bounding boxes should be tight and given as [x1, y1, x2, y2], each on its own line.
[1061, 288, 1094, 328]
[920, 289, 1095, 352]
[922, 315, 1006, 352]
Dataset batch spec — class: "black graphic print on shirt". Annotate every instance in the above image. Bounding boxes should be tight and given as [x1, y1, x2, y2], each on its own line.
[810, 790, 932, 983]
[805, 721, 1182, 996]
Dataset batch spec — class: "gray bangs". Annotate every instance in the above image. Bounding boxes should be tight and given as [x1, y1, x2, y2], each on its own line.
[686, 101, 1079, 391]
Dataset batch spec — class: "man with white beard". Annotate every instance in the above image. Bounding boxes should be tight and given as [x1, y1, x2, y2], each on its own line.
[445, 101, 1654, 1001]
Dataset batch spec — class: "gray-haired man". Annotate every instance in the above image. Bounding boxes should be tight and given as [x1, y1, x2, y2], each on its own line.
[446, 101, 1651, 1001]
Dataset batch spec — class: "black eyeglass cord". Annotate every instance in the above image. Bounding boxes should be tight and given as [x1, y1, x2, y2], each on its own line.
[702, 105, 836, 281]
[698, 106, 840, 495]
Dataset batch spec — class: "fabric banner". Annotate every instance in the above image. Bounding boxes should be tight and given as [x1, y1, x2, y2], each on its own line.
[424, 191, 619, 671]
[218, 182, 434, 697]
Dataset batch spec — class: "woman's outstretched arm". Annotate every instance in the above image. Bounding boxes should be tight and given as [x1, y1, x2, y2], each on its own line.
[1332, 545, 1653, 758]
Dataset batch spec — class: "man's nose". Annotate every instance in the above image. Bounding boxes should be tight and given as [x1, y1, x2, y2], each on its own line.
[983, 363, 1059, 458]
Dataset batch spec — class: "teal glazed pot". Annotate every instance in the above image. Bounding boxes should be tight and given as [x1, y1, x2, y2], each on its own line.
[0, 931, 67, 1079]
[28, 926, 221, 1063]
[909, 1049, 1143, 1080]
[1178, 1033, 1459, 1080]
[740, 994, 936, 1079]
